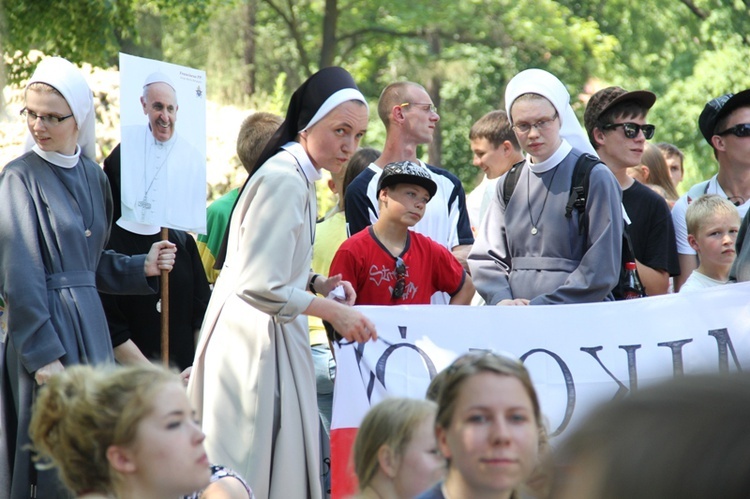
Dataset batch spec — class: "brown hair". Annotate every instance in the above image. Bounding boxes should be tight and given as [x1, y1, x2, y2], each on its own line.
[434, 352, 541, 433]
[553, 373, 750, 499]
[469, 110, 520, 150]
[640, 143, 680, 201]
[236, 112, 283, 174]
[655, 142, 684, 167]
[26, 82, 63, 97]
[29, 364, 181, 495]
[353, 397, 438, 490]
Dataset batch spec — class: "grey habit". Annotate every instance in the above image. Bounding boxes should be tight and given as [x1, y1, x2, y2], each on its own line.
[0, 152, 156, 498]
[469, 142, 623, 305]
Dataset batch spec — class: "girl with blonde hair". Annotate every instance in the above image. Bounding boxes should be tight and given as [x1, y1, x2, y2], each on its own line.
[29, 364, 211, 498]
[353, 397, 445, 498]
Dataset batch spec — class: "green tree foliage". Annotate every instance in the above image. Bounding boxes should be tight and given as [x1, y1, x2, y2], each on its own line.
[2, 0, 212, 84]
[3, 0, 749, 189]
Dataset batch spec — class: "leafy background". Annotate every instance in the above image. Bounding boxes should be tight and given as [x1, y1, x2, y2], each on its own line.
[2, 0, 750, 210]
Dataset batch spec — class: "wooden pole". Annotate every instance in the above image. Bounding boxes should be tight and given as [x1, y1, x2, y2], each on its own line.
[160, 227, 170, 366]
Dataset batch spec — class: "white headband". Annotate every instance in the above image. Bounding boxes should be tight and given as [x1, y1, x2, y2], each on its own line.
[299, 87, 368, 132]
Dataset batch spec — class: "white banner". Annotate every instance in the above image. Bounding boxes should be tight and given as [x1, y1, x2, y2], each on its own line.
[330, 282, 750, 496]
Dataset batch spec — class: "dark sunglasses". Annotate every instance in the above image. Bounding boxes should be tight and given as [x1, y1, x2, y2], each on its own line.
[717, 123, 750, 138]
[602, 122, 656, 140]
[392, 257, 406, 299]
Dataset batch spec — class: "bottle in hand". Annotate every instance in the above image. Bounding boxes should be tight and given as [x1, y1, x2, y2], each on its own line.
[622, 261, 646, 299]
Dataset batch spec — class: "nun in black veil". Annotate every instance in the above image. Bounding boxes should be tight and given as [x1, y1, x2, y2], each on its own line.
[188, 67, 376, 499]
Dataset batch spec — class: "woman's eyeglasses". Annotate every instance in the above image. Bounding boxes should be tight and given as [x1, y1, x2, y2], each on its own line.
[392, 257, 406, 299]
[21, 108, 74, 127]
[511, 113, 559, 134]
[717, 123, 750, 138]
[602, 122, 656, 140]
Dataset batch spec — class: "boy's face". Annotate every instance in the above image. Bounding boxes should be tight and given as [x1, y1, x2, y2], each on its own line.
[688, 212, 740, 269]
[471, 138, 507, 180]
[664, 153, 683, 186]
[380, 183, 431, 227]
[594, 113, 648, 170]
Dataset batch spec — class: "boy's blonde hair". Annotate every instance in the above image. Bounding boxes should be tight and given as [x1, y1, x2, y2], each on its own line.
[353, 397, 438, 490]
[29, 364, 181, 495]
[236, 112, 283, 173]
[685, 194, 739, 236]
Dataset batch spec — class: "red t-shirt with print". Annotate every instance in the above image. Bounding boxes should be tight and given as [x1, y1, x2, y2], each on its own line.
[330, 226, 465, 305]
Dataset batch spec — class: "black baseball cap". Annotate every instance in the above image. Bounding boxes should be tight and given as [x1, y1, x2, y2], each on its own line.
[698, 89, 750, 145]
[377, 161, 437, 199]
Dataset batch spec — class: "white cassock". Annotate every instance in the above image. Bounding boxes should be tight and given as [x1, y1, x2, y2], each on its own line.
[120, 125, 206, 233]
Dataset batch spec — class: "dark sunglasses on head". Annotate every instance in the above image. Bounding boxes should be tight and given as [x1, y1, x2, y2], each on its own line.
[392, 257, 406, 299]
[717, 123, 750, 138]
[602, 122, 656, 140]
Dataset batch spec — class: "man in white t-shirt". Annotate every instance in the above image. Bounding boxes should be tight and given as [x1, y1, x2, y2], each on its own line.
[466, 110, 524, 232]
[344, 81, 474, 306]
[672, 90, 750, 290]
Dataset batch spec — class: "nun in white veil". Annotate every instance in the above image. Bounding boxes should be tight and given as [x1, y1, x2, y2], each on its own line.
[468, 68, 622, 306]
[0, 57, 175, 498]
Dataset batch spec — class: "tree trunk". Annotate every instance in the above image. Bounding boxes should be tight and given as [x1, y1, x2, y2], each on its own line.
[320, 0, 338, 68]
[427, 32, 442, 167]
[244, 0, 258, 96]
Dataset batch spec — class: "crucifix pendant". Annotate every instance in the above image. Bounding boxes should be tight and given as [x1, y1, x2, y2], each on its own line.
[531, 226, 538, 235]
[137, 198, 152, 210]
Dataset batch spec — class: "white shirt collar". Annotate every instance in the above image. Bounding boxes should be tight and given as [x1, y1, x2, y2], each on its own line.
[527, 139, 573, 173]
[146, 125, 178, 147]
[282, 141, 321, 183]
[31, 144, 81, 168]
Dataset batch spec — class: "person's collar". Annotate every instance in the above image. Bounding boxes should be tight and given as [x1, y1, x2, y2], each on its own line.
[282, 141, 321, 182]
[32, 144, 81, 168]
[528, 139, 572, 173]
[146, 125, 177, 147]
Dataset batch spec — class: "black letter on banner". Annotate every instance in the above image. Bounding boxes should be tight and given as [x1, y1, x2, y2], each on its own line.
[618, 344, 641, 391]
[709, 328, 743, 373]
[520, 349, 575, 437]
[657, 339, 693, 376]
[363, 326, 437, 401]
[351, 342, 378, 401]
[580, 346, 629, 399]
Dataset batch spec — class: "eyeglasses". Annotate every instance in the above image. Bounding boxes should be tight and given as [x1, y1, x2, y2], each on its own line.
[717, 123, 750, 138]
[602, 122, 656, 140]
[392, 257, 407, 299]
[511, 113, 559, 134]
[21, 108, 74, 127]
[400, 102, 438, 114]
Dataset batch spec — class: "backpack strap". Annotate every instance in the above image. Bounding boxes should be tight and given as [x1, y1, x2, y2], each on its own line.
[565, 153, 600, 235]
[501, 159, 527, 207]
[686, 179, 711, 204]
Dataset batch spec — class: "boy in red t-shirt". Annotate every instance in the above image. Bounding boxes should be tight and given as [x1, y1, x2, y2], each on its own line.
[330, 161, 474, 305]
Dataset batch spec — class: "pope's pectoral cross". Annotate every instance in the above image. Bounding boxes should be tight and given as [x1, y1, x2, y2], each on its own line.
[138, 197, 152, 211]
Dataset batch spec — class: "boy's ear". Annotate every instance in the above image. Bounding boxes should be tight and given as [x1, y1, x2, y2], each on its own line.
[687, 234, 701, 253]
[592, 127, 606, 148]
[501, 140, 513, 156]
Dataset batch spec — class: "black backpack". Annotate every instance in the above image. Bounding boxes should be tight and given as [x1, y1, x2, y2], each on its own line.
[502, 153, 643, 300]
